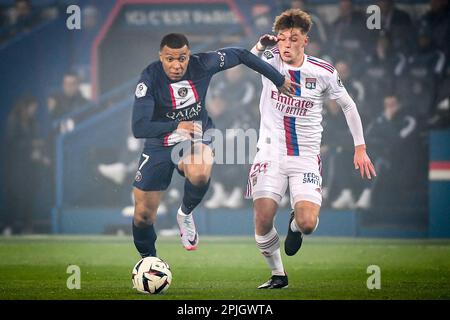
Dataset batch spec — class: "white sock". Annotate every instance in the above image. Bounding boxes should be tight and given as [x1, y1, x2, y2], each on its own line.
[269, 249, 285, 276]
[255, 228, 285, 276]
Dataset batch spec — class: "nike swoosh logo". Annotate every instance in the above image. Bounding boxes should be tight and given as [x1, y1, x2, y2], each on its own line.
[188, 233, 198, 246]
[179, 100, 189, 105]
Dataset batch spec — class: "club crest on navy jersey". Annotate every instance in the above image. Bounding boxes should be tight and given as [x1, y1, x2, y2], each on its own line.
[178, 87, 188, 98]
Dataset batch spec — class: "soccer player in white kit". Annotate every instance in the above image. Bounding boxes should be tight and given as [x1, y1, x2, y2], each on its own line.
[247, 9, 377, 288]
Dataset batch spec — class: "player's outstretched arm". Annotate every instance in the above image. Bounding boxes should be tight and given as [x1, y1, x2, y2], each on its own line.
[328, 68, 376, 180]
[335, 94, 377, 180]
[201, 47, 300, 97]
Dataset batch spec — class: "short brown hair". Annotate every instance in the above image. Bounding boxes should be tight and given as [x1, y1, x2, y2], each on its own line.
[273, 9, 312, 34]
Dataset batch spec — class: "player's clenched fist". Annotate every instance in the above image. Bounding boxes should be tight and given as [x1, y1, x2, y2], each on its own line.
[176, 121, 203, 139]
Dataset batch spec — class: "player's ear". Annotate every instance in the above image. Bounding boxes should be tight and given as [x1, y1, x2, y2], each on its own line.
[304, 35, 309, 48]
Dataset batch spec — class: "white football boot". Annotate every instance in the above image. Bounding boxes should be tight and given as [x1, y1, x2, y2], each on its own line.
[176, 207, 199, 251]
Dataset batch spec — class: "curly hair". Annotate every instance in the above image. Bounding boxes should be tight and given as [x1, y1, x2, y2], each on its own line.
[273, 9, 313, 34]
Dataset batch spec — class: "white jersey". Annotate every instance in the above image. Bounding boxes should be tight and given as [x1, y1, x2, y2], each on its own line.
[257, 48, 348, 157]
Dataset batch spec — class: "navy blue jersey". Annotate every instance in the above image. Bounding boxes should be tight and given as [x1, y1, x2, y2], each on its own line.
[132, 47, 285, 147]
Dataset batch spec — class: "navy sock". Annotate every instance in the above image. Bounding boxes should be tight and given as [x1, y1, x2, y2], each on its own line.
[181, 178, 211, 214]
[132, 222, 157, 258]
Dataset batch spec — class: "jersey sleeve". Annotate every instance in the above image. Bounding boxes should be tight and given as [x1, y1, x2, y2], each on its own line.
[326, 69, 348, 100]
[199, 47, 285, 87]
[255, 49, 280, 86]
[131, 76, 178, 139]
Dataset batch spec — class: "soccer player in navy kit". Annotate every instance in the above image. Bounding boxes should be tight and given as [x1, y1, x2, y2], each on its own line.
[131, 33, 299, 257]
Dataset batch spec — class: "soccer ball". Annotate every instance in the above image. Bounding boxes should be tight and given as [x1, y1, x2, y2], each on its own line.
[132, 257, 172, 294]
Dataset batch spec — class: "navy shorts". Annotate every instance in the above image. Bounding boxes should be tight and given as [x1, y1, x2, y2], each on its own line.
[133, 139, 213, 192]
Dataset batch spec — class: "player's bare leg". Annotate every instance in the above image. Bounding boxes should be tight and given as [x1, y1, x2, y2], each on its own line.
[285, 200, 320, 256]
[132, 188, 163, 257]
[254, 197, 288, 289]
[176, 143, 214, 250]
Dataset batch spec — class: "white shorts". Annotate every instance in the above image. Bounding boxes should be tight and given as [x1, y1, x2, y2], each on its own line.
[245, 150, 323, 207]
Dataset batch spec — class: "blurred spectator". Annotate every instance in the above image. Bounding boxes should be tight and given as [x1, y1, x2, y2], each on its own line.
[9, 0, 41, 33]
[419, 0, 450, 57]
[358, 95, 419, 210]
[204, 90, 229, 209]
[321, 99, 357, 209]
[205, 66, 261, 209]
[335, 60, 364, 103]
[210, 66, 260, 131]
[362, 31, 406, 121]
[3, 96, 45, 234]
[334, 59, 366, 120]
[48, 72, 90, 121]
[397, 25, 446, 119]
[328, 0, 370, 66]
[0, 0, 61, 45]
[82, 5, 99, 30]
[376, 0, 415, 53]
[93, 109, 144, 212]
[42, 72, 92, 223]
[0, 5, 7, 27]
[305, 40, 333, 63]
[414, 0, 450, 128]
[251, 3, 274, 36]
[14, 0, 32, 22]
[428, 95, 450, 129]
[428, 63, 450, 128]
[40, 3, 59, 22]
[97, 135, 141, 187]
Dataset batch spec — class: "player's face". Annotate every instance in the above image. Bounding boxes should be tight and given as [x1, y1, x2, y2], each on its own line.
[277, 28, 308, 66]
[160, 45, 190, 81]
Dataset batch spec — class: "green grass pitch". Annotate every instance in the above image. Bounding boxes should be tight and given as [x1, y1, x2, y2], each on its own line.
[0, 236, 449, 300]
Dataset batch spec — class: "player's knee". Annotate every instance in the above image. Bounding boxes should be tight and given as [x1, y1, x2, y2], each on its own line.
[296, 215, 317, 235]
[133, 206, 157, 227]
[187, 171, 210, 186]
